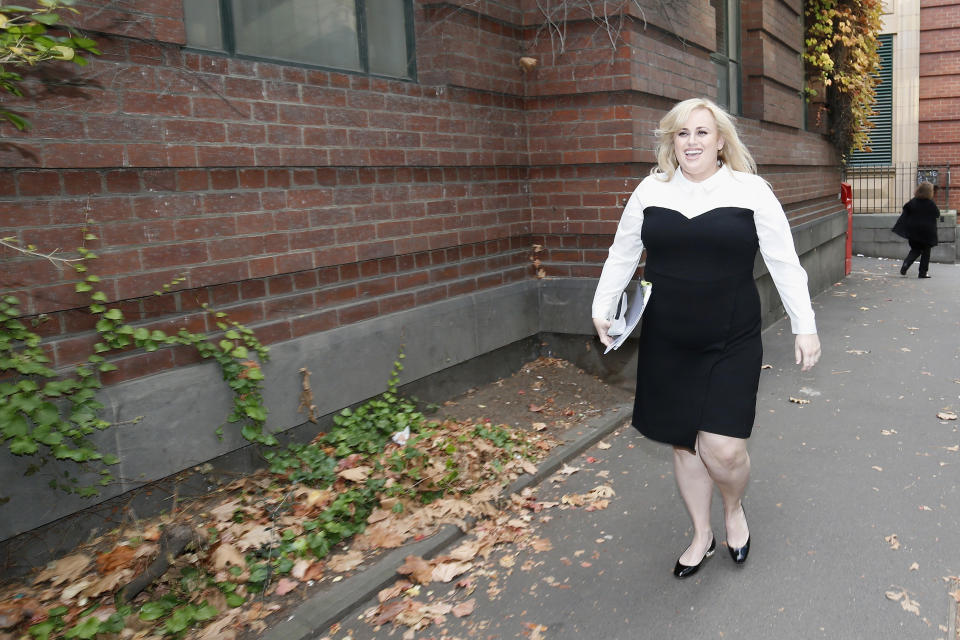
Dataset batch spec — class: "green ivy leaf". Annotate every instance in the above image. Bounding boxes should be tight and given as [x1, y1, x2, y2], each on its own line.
[2, 413, 29, 438]
[10, 436, 38, 455]
[139, 601, 172, 621]
[194, 602, 219, 621]
[102, 309, 123, 321]
[28, 620, 57, 640]
[244, 405, 267, 422]
[225, 592, 245, 607]
[64, 615, 100, 639]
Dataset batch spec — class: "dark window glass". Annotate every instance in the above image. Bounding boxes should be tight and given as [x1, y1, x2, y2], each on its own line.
[710, 0, 740, 114]
[183, 0, 413, 79]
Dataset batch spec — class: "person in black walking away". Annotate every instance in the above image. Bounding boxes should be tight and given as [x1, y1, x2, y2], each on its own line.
[893, 181, 940, 278]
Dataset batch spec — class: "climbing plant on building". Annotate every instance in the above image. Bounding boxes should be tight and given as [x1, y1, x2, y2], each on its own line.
[803, 0, 884, 162]
[0, 0, 100, 131]
[0, 236, 275, 499]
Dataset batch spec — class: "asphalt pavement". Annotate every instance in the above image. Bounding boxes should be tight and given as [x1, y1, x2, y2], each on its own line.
[279, 255, 960, 640]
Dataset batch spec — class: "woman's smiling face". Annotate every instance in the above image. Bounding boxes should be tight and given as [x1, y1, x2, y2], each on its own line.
[673, 107, 725, 182]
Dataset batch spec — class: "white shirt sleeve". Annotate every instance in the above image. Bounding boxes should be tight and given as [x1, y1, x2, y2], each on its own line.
[753, 180, 817, 335]
[591, 184, 646, 319]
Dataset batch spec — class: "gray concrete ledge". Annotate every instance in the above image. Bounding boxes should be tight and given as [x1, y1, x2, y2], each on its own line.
[852, 211, 958, 264]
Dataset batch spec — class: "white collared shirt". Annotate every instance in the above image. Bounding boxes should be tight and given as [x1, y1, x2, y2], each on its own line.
[591, 166, 817, 335]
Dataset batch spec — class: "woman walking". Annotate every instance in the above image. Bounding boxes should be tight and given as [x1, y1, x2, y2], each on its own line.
[591, 98, 821, 578]
[893, 181, 940, 278]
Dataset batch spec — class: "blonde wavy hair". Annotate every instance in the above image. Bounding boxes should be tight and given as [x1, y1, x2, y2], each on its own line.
[652, 98, 757, 180]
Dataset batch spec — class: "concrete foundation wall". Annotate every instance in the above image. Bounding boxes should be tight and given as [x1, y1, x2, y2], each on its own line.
[0, 212, 847, 569]
[852, 212, 958, 263]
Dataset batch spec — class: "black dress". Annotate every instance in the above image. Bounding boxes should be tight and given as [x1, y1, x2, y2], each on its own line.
[592, 167, 816, 453]
[635, 206, 762, 451]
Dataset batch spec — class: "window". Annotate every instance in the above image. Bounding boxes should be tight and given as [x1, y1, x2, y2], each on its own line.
[849, 34, 893, 165]
[183, 0, 415, 79]
[710, 0, 740, 114]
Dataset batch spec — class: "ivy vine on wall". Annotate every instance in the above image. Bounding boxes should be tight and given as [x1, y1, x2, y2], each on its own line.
[0, 238, 275, 500]
[803, 0, 884, 162]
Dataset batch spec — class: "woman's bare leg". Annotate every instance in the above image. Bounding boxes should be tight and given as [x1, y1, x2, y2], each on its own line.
[673, 445, 716, 564]
[696, 431, 750, 548]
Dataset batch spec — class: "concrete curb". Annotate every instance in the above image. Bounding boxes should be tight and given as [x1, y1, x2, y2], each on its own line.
[262, 403, 633, 640]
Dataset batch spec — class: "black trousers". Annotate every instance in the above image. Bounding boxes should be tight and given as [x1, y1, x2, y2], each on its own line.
[902, 240, 932, 276]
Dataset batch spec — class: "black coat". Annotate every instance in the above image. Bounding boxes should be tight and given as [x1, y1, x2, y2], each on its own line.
[892, 197, 940, 246]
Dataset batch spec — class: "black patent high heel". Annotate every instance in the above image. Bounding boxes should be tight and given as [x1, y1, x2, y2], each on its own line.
[673, 537, 716, 578]
[726, 505, 750, 564]
[727, 536, 750, 564]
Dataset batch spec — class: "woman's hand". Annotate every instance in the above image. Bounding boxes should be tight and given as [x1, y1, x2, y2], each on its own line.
[593, 317, 614, 348]
[795, 333, 821, 371]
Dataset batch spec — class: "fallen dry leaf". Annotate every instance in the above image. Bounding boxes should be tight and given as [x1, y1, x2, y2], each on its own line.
[937, 411, 957, 421]
[338, 465, 372, 482]
[885, 588, 920, 615]
[273, 578, 298, 596]
[96, 545, 135, 574]
[884, 534, 900, 550]
[519, 460, 538, 475]
[397, 555, 434, 584]
[449, 539, 481, 562]
[84, 568, 134, 598]
[431, 560, 472, 583]
[596, 441, 611, 450]
[585, 499, 610, 512]
[789, 397, 811, 405]
[589, 485, 615, 499]
[211, 543, 246, 570]
[452, 598, 476, 617]
[530, 537, 553, 552]
[62, 579, 93, 600]
[33, 553, 92, 586]
[532, 422, 548, 431]
[872, 466, 883, 472]
[327, 549, 364, 573]
[378, 580, 413, 603]
[561, 493, 585, 507]
[235, 524, 279, 551]
[909, 562, 919, 571]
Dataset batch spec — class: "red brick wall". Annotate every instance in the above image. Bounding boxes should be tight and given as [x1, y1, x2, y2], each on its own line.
[920, 0, 960, 177]
[742, 0, 805, 127]
[0, 0, 841, 386]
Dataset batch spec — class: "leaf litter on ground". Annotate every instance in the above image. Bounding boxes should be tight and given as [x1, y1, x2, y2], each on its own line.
[0, 413, 561, 639]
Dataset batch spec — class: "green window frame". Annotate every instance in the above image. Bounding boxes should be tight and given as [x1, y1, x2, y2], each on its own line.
[182, 0, 416, 80]
[849, 33, 893, 165]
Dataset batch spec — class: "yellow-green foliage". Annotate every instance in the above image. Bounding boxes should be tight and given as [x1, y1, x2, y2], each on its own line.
[804, 0, 884, 160]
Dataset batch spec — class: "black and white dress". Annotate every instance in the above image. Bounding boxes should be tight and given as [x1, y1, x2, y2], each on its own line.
[592, 166, 816, 451]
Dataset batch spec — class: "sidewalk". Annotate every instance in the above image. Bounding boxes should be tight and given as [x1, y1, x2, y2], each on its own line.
[282, 256, 960, 640]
